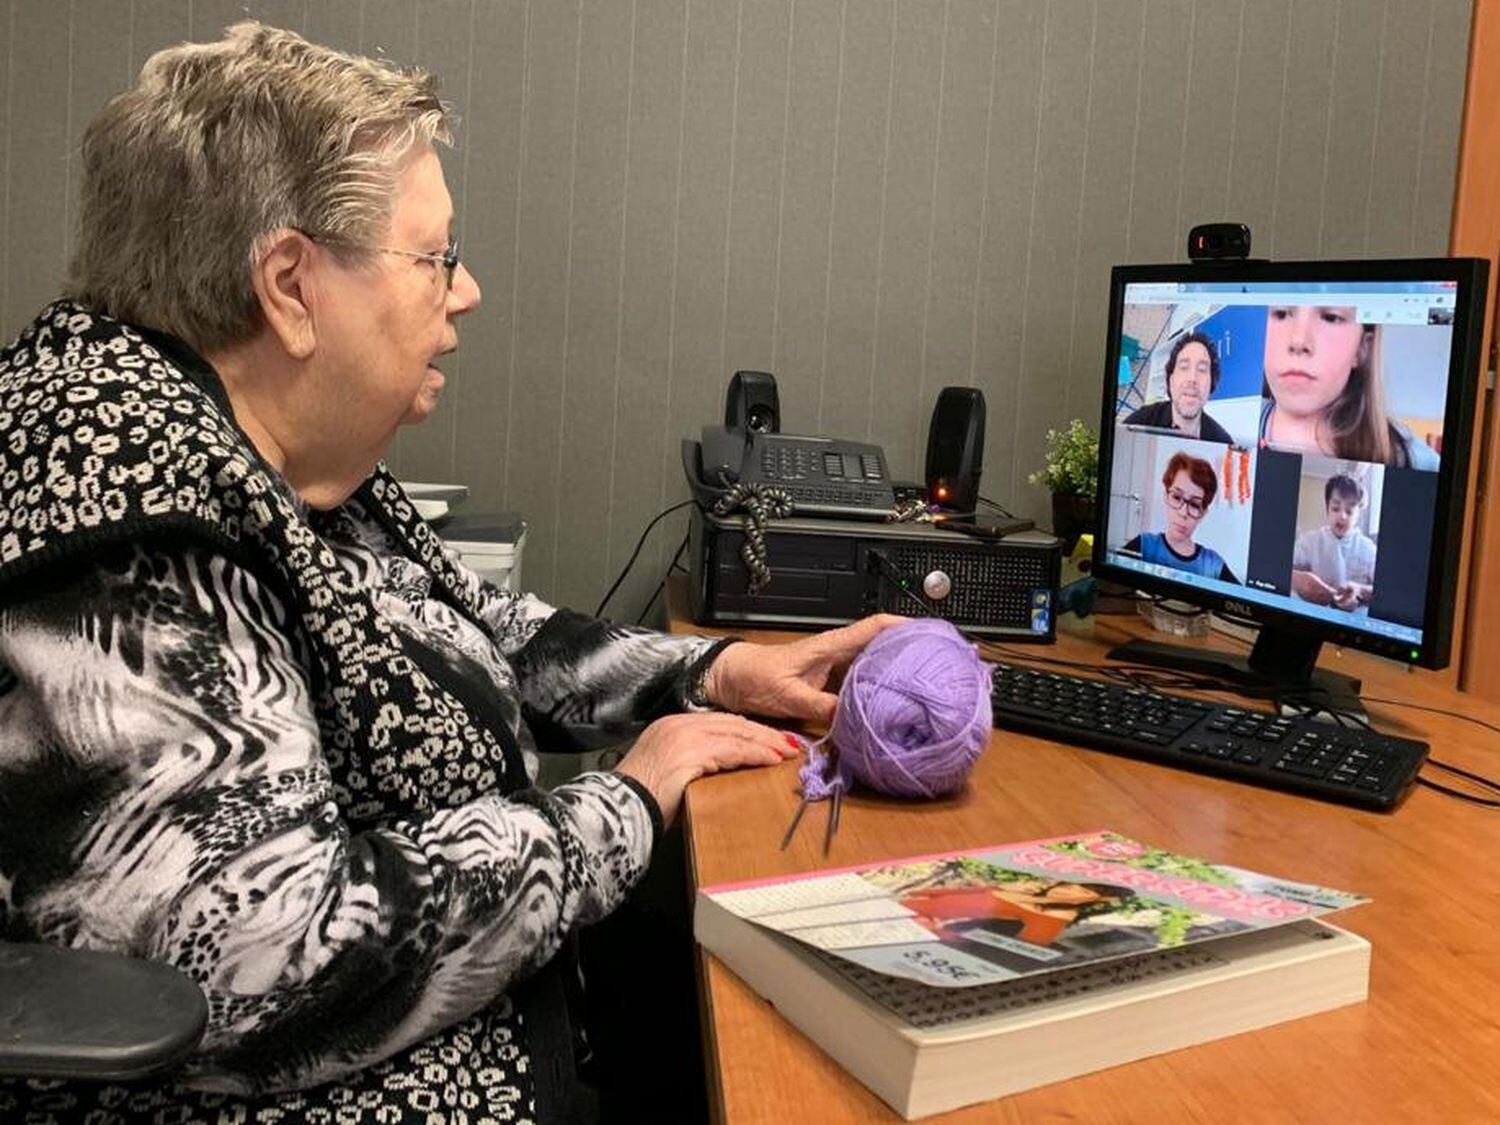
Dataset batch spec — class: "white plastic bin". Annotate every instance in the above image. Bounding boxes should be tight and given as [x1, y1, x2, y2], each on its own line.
[438, 513, 527, 593]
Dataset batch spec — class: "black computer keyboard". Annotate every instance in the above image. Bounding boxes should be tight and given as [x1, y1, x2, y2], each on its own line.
[988, 661, 1428, 810]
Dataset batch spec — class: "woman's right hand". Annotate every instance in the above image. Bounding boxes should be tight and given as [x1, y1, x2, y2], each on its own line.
[615, 712, 798, 824]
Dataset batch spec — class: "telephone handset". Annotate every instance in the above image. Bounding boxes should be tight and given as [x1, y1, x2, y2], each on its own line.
[697, 425, 750, 487]
[683, 424, 896, 520]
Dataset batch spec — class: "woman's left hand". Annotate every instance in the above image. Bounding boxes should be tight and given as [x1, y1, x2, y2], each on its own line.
[702, 614, 906, 726]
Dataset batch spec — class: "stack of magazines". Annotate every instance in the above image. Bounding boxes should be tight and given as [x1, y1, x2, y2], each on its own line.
[695, 830, 1369, 1119]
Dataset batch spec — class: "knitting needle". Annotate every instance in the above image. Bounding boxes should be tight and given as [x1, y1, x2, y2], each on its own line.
[824, 786, 843, 855]
[779, 795, 811, 850]
[821, 743, 844, 854]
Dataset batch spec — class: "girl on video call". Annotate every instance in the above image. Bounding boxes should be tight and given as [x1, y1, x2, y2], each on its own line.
[1122, 452, 1241, 584]
[1259, 305, 1439, 469]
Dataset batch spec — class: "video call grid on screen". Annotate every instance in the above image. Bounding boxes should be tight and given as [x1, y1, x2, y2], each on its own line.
[1104, 277, 1460, 650]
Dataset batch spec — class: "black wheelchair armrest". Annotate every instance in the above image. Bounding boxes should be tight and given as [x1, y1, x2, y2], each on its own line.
[0, 943, 208, 1081]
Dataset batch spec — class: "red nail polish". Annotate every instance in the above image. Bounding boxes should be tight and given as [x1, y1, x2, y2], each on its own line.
[784, 733, 802, 752]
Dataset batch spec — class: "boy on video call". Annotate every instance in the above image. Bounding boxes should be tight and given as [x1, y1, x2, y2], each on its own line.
[1291, 474, 1377, 612]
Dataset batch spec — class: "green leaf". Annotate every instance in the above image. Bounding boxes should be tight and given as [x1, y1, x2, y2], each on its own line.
[1033, 418, 1099, 499]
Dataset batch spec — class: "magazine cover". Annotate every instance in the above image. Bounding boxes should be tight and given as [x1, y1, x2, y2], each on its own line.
[703, 830, 1366, 988]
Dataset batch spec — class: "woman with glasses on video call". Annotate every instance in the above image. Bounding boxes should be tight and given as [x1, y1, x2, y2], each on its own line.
[1121, 452, 1241, 584]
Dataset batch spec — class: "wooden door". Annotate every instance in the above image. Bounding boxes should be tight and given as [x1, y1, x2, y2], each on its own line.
[1454, 0, 1500, 698]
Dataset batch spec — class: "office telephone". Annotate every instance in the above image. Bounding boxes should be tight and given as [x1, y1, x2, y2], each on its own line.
[683, 424, 896, 520]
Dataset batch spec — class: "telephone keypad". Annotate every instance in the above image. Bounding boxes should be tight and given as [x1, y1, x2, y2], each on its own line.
[763, 446, 820, 481]
[747, 436, 895, 517]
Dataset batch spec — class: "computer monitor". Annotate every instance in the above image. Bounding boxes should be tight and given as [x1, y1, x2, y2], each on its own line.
[1093, 257, 1489, 708]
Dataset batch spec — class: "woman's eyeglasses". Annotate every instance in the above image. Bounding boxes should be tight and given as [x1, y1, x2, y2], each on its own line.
[302, 230, 461, 291]
[1164, 487, 1207, 519]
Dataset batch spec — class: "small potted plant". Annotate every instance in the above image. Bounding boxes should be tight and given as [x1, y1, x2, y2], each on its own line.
[1030, 419, 1099, 552]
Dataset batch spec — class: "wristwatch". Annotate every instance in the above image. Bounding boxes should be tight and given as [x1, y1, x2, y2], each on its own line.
[686, 664, 714, 709]
[686, 638, 740, 709]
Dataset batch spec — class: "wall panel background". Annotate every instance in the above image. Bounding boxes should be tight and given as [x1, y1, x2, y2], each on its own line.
[0, 0, 1474, 618]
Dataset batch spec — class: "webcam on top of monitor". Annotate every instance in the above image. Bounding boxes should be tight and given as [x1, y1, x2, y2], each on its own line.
[1187, 222, 1254, 263]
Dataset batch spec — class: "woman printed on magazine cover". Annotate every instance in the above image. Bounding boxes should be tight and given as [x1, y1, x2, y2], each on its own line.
[900, 880, 1127, 946]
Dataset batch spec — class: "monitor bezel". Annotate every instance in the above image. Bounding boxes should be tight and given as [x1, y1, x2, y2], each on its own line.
[1093, 256, 1489, 671]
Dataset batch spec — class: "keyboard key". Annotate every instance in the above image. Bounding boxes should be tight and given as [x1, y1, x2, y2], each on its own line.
[1278, 760, 1331, 779]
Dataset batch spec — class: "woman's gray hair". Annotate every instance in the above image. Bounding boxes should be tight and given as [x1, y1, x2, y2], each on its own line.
[67, 21, 453, 353]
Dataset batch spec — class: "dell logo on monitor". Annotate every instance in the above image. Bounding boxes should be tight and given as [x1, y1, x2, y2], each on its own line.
[1224, 600, 1256, 618]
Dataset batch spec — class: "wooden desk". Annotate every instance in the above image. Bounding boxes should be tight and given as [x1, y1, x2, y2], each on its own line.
[669, 584, 1500, 1123]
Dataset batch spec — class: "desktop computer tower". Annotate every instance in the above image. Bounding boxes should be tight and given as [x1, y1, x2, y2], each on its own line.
[688, 508, 1061, 639]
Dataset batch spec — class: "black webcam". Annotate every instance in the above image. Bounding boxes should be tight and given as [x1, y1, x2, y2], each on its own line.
[1187, 222, 1252, 262]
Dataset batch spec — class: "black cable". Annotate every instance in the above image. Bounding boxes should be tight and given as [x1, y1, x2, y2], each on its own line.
[1360, 695, 1500, 738]
[636, 532, 690, 624]
[889, 497, 932, 523]
[1132, 595, 1262, 656]
[868, 552, 936, 616]
[874, 552, 1419, 729]
[873, 565, 1240, 693]
[1356, 694, 1500, 802]
[984, 638, 1500, 808]
[594, 500, 695, 618]
[980, 640, 1262, 696]
[985, 638, 1372, 724]
[1415, 777, 1500, 807]
[917, 560, 1500, 808]
[877, 557, 1495, 808]
[1423, 756, 1500, 794]
[711, 481, 793, 594]
[930, 510, 980, 523]
[1211, 607, 1262, 631]
[978, 494, 1017, 518]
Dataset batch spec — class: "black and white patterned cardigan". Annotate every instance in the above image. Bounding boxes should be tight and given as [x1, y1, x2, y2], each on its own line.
[0, 303, 720, 1123]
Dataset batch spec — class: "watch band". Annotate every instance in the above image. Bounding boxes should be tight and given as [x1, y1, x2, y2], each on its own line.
[685, 637, 741, 710]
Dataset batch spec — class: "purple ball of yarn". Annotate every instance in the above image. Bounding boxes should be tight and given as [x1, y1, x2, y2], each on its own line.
[829, 618, 993, 799]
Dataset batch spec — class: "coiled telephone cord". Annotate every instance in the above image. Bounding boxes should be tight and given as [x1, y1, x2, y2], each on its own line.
[712, 481, 793, 594]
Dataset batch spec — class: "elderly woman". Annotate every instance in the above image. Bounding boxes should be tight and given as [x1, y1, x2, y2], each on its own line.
[0, 23, 896, 1124]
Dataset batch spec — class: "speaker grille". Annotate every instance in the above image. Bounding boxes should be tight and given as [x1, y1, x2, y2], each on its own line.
[874, 542, 1054, 632]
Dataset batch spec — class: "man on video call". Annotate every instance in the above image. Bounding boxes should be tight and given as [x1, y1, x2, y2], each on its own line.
[1124, 331, 1233, 444]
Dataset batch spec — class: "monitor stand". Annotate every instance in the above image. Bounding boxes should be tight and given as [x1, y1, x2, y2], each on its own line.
[1108, 625, 1364, 716]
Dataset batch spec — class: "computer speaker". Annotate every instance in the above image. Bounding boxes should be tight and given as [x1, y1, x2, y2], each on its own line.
[925, 386, 986, 517]
[724, 370, 780, 435]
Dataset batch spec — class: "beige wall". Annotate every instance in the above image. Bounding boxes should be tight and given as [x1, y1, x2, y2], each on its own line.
[0, 0, 1474, 618]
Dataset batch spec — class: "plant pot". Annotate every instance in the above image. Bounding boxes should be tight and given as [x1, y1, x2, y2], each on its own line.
[1050, 492, 1096, 553]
